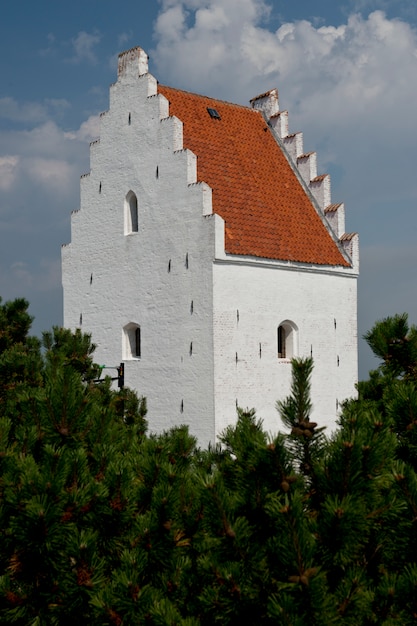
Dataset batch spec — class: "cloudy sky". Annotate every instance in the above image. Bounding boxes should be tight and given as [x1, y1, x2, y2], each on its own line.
[1, 0, 417, 379]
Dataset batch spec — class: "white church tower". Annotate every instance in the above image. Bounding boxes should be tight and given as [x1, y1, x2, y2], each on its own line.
[62, 46, 359, 447]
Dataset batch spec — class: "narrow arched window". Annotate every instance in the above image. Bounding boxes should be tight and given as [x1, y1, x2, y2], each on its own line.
[124, 191, 138, 234]
[278, 325, 286, 358]
[134, 327, 141, 358]
[277, 321, 298, 359]
[123, 323, 141, 359]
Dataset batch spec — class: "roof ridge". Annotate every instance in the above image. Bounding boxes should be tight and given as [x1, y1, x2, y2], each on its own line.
[158, 84, 254, 111]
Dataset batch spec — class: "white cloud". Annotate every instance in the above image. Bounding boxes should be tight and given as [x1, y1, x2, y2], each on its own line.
[0, 97, 71, 124]
[118, 31, 132, 47]
[18, 121, 77, 158]
[0, 116, 93, 205]
[45, 99, 71, 114]
[152, 3, 417, 207]
[153, 0, 271, 92]
[0, 156, 19, 190]
[0, 106, 92, 327]
[350, 0, 417, 21]
[39, 32, 57, 58]
[155, 5, 187, 44]
[64, 114, 100, 142]
[0, 97, 48, 124]
[153, 3, 417, 112]
[26, 158, 73, 192]
[70, 31, 101, 64]
[0, 258, 62, 303]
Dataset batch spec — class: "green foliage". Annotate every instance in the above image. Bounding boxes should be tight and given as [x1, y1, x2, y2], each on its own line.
[361, 312, 417, 471]
[0, 297, 33, 353]
[363, 313, 417, 378]
[2, 299, 417, 623]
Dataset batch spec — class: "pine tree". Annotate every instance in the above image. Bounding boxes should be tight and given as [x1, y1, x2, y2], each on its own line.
[0, 307, 147, 624]
[363, 312, 417, 379]
[3, 299, 417, 623]
[360, 313, 417, 470]
[0, 297, 42, 422]
[276, 356, 326, 480]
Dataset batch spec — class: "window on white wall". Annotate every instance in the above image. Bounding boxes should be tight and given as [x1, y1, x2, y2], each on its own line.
[277, 321, 298, 359]
[278, 325, 286, 358]
[124, 191, 138, 234]
[123, 323, 141, 359]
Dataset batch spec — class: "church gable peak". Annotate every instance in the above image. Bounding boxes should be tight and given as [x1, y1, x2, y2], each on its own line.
[118, 46, 149, 78]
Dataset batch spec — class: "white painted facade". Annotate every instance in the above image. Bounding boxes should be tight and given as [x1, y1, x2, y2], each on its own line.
[62, 47, 359, 447]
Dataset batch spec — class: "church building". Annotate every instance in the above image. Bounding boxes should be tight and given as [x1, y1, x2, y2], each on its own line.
[62, 46, 359, 447]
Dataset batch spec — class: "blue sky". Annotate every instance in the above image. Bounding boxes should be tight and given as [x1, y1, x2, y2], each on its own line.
[1, 0, 417, 379]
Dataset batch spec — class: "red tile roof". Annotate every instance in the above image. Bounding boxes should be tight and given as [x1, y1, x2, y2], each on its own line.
[158, 85, 350, 267]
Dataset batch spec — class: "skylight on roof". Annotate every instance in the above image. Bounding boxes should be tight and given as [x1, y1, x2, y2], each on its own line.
[207, 107, 221, 120]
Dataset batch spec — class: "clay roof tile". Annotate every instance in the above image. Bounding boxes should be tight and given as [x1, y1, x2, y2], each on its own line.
[158, 85, 350, 267]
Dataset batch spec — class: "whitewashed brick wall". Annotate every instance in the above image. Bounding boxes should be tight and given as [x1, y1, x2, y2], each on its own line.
[213, 260, 358, 435]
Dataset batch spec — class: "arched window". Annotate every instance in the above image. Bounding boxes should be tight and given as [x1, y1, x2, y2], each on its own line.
[277, 325, 286, 358]
[123, 323, 141, 359]
[277, 320, 298, 359]
[124, 191, 138, 234]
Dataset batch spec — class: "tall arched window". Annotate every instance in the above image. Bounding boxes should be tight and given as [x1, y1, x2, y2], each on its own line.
[124, 190, 138, 234]
[278, 325, 286, 358]
[123, 323, 141, 359]
[277, 320, 298, 359]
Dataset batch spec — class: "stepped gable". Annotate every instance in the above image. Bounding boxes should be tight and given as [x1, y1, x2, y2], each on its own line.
[158, 84, 350, 267]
